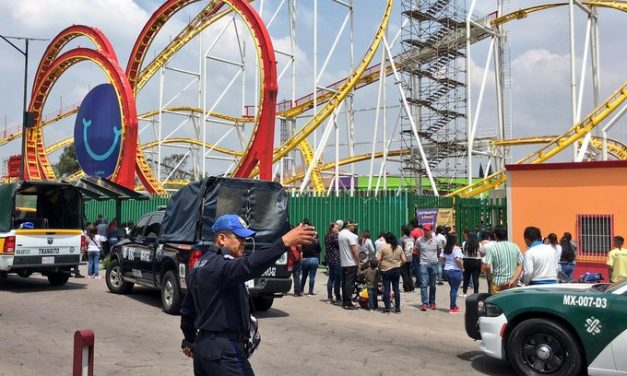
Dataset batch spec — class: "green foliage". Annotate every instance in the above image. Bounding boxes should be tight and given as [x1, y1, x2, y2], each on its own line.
[53, 144, 80, 177]
[159, 153, 191, 180]
[102, 255, 111, 270]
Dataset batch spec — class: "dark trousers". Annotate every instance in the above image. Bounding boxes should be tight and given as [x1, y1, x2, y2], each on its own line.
[412, 258, 421, 288]
[367, 287, 378, 309]
[463, 258, 482, 294]
[341, 266, 357, 306]
[382, 268, 401, 310]
[400, 262, 414, 292]
[292, 261, 302, 294]
[444, 269, 463, 309]
[326, 264, 342, 301]
[193, 336, 254, 376]
[300, 257, 319, 294]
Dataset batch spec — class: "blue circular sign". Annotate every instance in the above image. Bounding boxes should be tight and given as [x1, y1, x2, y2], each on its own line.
[74, 84, 123, 178]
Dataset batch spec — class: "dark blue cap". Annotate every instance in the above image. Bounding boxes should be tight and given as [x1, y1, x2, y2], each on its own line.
[212, 214, 256, 238]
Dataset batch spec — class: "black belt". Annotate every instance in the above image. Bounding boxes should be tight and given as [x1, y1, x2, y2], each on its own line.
[197, 330, 246, 341]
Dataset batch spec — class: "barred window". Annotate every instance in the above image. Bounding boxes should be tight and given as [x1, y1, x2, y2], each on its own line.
[577, 214, 614, 255]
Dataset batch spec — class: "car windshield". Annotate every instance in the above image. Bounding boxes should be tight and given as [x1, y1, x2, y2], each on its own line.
[604, 279, 627, 294]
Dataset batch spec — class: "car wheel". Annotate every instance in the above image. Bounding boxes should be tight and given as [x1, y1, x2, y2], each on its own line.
[507, 318, 583, 376]
[161, 270, 181, 315]
[106, 258, 133, 294]
[48, 272, 70, 286]
[252, 295, 274, 311]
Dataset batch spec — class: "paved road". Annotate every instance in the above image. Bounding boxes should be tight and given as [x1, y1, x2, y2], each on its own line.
[0, 266, 513, 375]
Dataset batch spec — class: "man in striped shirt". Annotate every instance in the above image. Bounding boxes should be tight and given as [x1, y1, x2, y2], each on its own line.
[484, 226, 523, 293]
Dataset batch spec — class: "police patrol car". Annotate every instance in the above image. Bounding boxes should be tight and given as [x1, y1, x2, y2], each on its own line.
[465, 280, 627, 375]
[0, 181, 86, 286]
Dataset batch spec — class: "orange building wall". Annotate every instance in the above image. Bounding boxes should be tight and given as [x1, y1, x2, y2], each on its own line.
[507, 161, 627, 264]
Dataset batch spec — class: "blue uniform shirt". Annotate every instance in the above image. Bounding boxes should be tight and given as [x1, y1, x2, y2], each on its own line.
[180, 239, 286, 343]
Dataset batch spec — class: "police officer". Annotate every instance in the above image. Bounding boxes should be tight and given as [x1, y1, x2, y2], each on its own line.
[180, 214, 316, 375]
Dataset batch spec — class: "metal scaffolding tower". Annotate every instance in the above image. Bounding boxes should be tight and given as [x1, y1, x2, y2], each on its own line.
[400, 0, 467, 194]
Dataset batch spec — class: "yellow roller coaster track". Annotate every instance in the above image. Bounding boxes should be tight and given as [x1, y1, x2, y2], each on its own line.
[134, 1, 252, 93]
[282, 149, 407, 186]
[248, 0, 394, 186]
[62, 137, 244, 183]
[43, 107, 247, 154]
[18, 0, 627, 193]
[138, 106, 253, 124]
[447, 81, 627, 198]
[492, 136, 627, 160]
[491, 1, 627, 27]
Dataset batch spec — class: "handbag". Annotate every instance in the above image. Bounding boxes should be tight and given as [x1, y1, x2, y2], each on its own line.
[243, 315, 261, 358]
[289, 245, 302, 263]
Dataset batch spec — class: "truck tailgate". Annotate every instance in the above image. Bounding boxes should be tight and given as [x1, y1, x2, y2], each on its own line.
[12, 229, 82, 267]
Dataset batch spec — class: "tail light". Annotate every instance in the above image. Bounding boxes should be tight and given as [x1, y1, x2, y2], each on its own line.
[2, 236, 16, 255]
[80, 235, 88, 253]
[188, 250, 203, 270]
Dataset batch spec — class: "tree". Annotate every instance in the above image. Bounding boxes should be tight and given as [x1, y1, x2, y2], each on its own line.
[53, 144, 80, 178]
[159, 153, 191, 180]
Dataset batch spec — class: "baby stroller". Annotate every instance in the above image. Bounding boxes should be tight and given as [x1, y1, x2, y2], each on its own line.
[353, 252, 370, 306]
[578, 272, 604, 284]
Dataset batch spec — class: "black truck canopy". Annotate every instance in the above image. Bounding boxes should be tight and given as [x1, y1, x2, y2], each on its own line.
[161, 177, 290, 247]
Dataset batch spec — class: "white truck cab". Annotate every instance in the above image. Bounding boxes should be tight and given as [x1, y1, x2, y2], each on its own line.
[0, 181, 86, 286]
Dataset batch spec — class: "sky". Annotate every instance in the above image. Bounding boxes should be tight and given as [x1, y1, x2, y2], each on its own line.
[0, 0, 625, 182]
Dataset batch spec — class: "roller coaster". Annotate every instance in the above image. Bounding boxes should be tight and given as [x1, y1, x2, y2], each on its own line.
[2, 0, 625, 196]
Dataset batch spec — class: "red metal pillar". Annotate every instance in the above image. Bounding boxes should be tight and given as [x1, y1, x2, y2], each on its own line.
[73, 329, 95, 376]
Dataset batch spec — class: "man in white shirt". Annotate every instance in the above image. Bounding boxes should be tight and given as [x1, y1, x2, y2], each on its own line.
[374, 232, 386, 252]
[338, 219, 360, 310]
[415, 224, 442, 311]
[435, 226, 447, 285]
[521, 226, 557, 285]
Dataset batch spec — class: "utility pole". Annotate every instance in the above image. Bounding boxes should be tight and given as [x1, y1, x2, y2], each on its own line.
[0, 34, 48, 180]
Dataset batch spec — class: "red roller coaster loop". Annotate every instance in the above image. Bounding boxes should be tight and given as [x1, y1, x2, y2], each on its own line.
[27, 1, 276, 192]
[126, 0, 277, 191]
[25, 46, 137, 187]
[28, 25, 121, 181]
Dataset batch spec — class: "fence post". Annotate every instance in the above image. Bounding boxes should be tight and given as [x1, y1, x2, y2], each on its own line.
[73, 329, 95, 376]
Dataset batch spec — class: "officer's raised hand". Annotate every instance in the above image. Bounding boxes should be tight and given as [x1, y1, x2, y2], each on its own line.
[282, 223, 316, 247]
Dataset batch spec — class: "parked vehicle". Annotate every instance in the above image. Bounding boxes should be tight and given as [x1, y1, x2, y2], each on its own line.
[106, 177, 292, 314]
[0, 181, 86, 286]
[465, 281, 627, 375]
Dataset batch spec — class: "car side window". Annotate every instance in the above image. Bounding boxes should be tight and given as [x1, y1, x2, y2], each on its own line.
[130, 215, 151, 239]
[144, 214, 163, 240]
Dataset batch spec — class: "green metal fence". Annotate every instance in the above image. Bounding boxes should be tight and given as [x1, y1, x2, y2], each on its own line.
[289, 191, 411, 263]
[409, 194, 507, 235]
[84, 191, 507, 241]
[455, 197, 507, 234]
[84, 196, 170, 224]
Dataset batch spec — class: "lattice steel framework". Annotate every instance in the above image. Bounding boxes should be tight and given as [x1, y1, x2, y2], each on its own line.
[399, 0, 467, 194]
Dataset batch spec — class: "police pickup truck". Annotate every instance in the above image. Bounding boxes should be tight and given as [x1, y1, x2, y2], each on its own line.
[0, 181, 86, 286]
[465, 280, 627, 376]
[105, 177, 292, 314]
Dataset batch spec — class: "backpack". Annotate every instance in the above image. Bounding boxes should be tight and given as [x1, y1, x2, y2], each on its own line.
[402, 237, 414, 258]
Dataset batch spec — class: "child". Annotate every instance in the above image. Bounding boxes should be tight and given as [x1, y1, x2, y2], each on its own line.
[360, 259, 381, 310]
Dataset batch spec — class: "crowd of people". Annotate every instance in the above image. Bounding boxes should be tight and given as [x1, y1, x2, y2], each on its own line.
[286, 218, 627, 314]
[74, 214, 135, 279]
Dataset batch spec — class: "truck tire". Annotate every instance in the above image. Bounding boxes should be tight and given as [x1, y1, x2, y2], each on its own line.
[252, 295, 274, 311]
[161, 270, 181, 315]
[507, 318, 583, 376]
[106, 259, 133, 294]
[48, 272, 70, 286]
[17, 270, 32, 278]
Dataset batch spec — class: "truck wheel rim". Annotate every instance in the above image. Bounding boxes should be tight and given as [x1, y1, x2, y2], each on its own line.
[522, 333, 565, 373]
[110, 266, 122, 287]
[164, 279, 174, 306]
